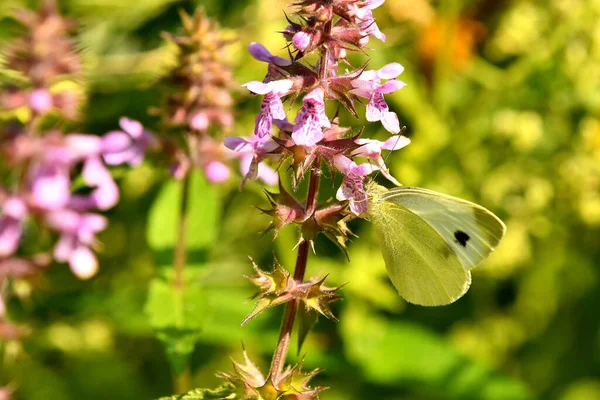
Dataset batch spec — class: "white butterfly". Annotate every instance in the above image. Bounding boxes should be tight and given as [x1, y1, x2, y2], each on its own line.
[367, 183, 506, 306]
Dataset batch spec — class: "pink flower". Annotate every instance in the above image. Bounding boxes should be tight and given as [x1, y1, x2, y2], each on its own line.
[28, 88, 53, 113]
[102, 117, 155, 167]
[29, 161, 71, 211]
[224, 134, 279, 186]
[351, 63, 406, 134]
[333, 154, 378, 216]
[69, 157, 119, 211]
[204, 160, 231, 183]
[46, 210, 107, 279]
[0, 197, 27, 257]
[292, 88, 330, 147]
[244, 80, 293, 138]
[352, 135, 410, 185]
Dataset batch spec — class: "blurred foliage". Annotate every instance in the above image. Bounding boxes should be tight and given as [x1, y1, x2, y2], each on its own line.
[1, 0, 600, 399]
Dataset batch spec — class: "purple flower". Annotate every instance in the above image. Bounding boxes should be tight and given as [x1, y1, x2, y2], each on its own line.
[292, 88, 330, 147]
[28, 88, 53, 114]
[248, 42, 292, 67]
[46, 210, 107, 279]
[0, 197, 27, 257]
[352, 135, 410, 185]
[190, 112, 209, 131]
[69, 157, 119, 211]
[204, 160, 230, 183]
[333, 154, 377, 216]
[292, 31, 311, 52]
[224, 134, 279, 186]
[29, 160, 71, 211]
[351, 63, 406, 134]
[244, 80, 293, 138]
[102, 117, 154, 167]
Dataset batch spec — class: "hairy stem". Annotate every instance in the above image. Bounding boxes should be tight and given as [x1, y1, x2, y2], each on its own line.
[269, 160, 321, 383]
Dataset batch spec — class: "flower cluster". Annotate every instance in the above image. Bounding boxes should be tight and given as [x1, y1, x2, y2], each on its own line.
[221, 1, 409, 398]
[227, 0, 410, 222]
[0, 0, 82, 119]
[157, 8, 268, 185]
[0, 2, 155, 281]
[0, 123, 154, 279]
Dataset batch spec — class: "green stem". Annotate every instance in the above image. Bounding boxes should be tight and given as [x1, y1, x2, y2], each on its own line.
[172, 171, 192, 393]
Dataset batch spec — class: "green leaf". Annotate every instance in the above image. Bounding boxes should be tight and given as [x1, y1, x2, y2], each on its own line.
[158, 382, 237, 400]
[145, 278, 209, 374]
[297, 306, 317, 355]
[147, 171, 219, 266]
[341, 301, 535, 400]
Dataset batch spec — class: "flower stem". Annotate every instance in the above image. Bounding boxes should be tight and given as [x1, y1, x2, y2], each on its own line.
[174, 172, 191, 290]
[269, 160, 321, 383]
[172, 171, 192, 392]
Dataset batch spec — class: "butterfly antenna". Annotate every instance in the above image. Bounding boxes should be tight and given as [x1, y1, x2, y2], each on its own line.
[367, 126, 407, 185]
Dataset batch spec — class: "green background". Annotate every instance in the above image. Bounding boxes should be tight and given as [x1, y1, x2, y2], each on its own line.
[1, 0, 600, 399]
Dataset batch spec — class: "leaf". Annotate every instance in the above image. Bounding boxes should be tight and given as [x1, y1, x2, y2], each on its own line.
[297, 306, 317, 354]
[157, 382, 237, 400]
[147, 171, 219, 266]
[145, 278, 209, 374]
[341, 301, 535, 400]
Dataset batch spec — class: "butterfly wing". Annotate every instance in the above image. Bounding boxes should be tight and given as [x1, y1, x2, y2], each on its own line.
[380, 187, 506, 271]
[370, 200, 472, 306]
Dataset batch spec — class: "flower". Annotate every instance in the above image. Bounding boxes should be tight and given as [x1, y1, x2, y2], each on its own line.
[352, 135, 411, 185]
[356, 1, 386, 44]
[224, 134, 279, 186]
[29, 158, 71, 211]
[28, 88, 53, 113]
[0, 197, 27, 257]
[333, 154, 378, 216]
[68, 157, 119, 211]
[204, 161, 230, 183]
[292, 88, 330, 147]
[102, 117, 155, 167]
[292, 31, 311, 52]
[46, 210, 107, 279]
[248, 42, 292, 67]
[244, 80, 294, 138]
[351, 63, 406, 133]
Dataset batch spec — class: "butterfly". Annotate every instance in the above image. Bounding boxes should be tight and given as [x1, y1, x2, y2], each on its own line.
[367, 182, 506, 306]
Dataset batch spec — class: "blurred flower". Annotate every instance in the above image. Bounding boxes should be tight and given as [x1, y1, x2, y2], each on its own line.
[224, 134, 279, 186]
[248, 42, 292, 67]
[29, 158, 72, 211]
[102, 118, 156, 167]
[0, 197, 27, 257]
[160, 8, 235, 132]
[46, 210, 106, 279]
[0, 386, 13, 400]
[28, 88, 53, 114]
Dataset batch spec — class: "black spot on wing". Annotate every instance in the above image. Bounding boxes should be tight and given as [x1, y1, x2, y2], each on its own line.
[454, 230, 470, 247]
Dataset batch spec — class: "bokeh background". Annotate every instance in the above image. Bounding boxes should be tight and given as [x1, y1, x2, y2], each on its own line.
[1, 0, 600, 399]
